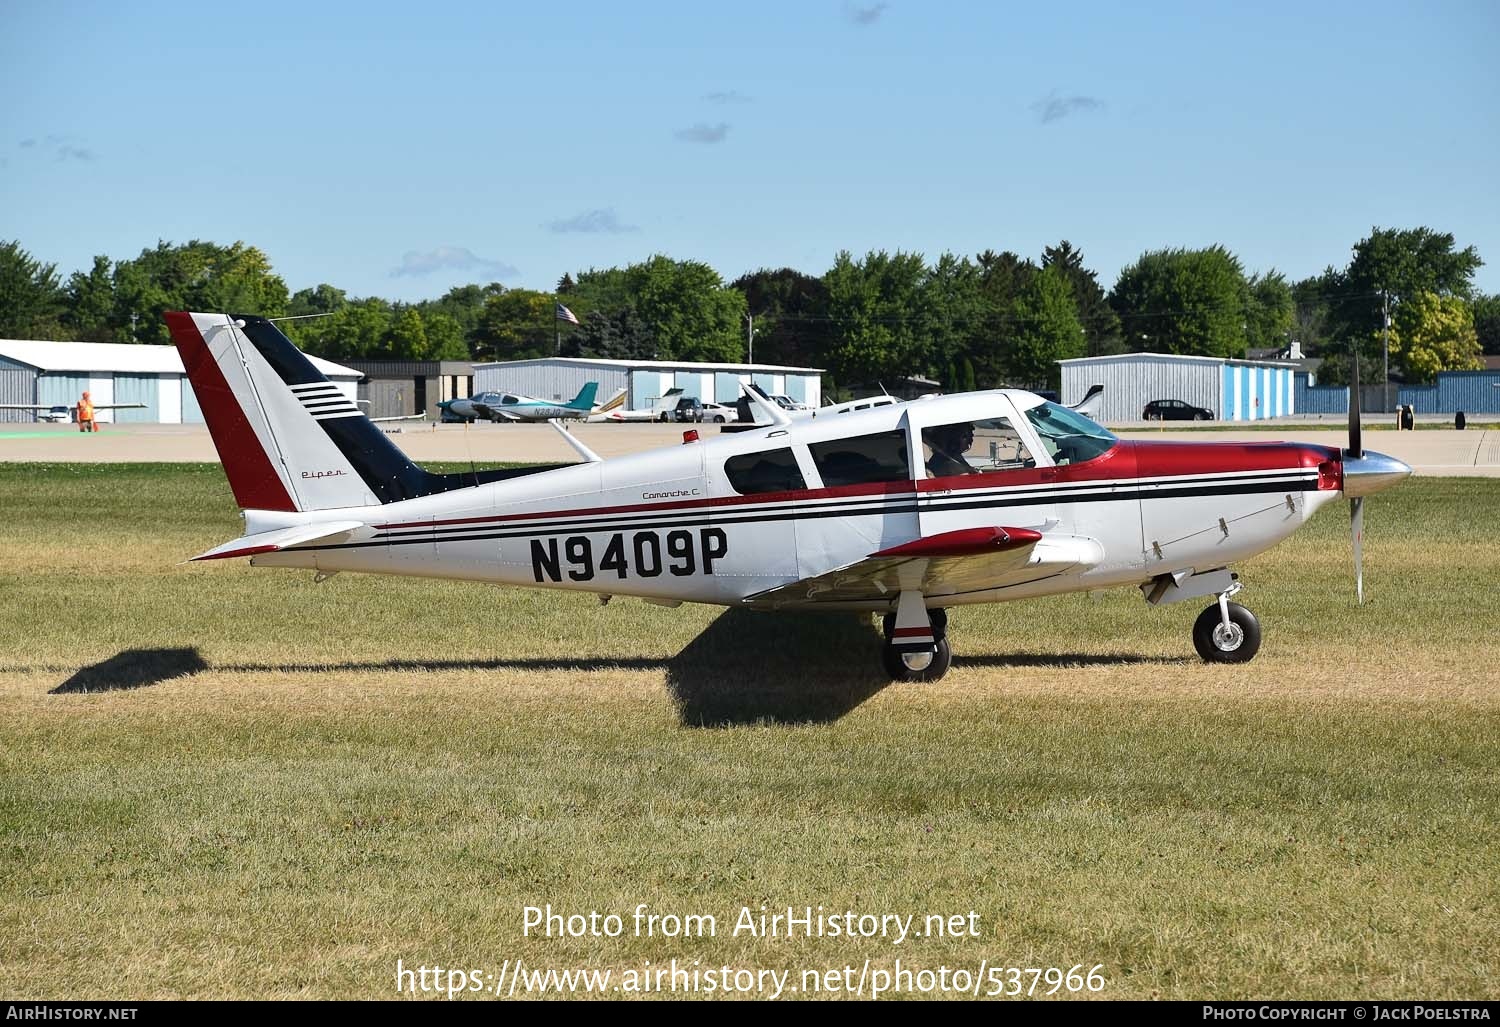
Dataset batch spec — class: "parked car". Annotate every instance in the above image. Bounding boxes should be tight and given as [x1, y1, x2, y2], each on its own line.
[1143, 399, 1214, 421]
[39, 405, 73, 423]
[700, 401, 733, 423]
[659, 397, 705, 423]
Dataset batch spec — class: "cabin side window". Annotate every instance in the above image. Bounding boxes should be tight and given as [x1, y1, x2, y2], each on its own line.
[807, 429, 910, 487]
[724, 447, 806, 495]
[921, 418, 1035, 478]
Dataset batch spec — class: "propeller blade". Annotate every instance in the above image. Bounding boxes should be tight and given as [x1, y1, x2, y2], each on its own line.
[1351, 496, 1364, 604]
[1348, 340, 1362, 459]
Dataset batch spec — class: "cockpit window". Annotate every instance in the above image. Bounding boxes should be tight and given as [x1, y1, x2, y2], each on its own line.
[1023, 402, 1116, 465]
[808, 430, 909, 487]
[724, 447, 806, 495]
[922, 418, 1034, 478]
[501, 395, 520, 405]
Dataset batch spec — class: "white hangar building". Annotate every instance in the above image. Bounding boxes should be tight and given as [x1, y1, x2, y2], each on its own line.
[1058, 352, 1301, 423]
[473, 357, 823, 410]
[0, 339, 362, 423]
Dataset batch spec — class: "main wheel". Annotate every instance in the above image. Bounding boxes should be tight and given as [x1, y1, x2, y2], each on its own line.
[881, 607, 947, 641]
[1192, 602, 1261, 663]
[882, 638, 952, 682]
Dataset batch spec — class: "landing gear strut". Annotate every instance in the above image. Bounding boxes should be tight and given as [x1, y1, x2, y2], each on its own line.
[1192, 582, 1261, 663]
[881, 603, 951, 682]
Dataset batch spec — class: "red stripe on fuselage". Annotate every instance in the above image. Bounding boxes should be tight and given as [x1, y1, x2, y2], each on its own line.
[166, 311, 296, 512]
[373, 438, 1332, 531]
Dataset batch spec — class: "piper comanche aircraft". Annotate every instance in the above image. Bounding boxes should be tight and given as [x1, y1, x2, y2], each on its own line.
[169, 311, 1410, 681]
[437, 383, 603, 423]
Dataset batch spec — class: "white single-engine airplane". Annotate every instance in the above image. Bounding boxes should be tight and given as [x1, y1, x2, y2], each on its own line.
[169, 311, 1410, 681]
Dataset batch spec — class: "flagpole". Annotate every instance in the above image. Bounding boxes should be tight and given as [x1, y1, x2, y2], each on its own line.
[555, 297, 560, 356]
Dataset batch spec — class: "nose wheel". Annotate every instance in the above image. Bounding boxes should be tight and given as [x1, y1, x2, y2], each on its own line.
[1192, 591, 1261, 663]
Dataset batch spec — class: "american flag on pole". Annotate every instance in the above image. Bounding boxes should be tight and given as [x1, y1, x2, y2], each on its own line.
[555, 302, 579, 325]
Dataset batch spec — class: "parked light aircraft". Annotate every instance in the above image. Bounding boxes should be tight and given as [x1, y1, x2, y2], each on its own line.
[169, 312, 1409, 681]
[0, 397, 146, 421]
[438, 383, 601, 423]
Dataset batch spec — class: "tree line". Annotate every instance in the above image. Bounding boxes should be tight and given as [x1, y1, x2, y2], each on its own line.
[2, 229, 1494, 394]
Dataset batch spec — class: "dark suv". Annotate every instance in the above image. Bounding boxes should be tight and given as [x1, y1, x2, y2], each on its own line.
[659, 397, 704, 423]
[1143, 399, 1214, 421]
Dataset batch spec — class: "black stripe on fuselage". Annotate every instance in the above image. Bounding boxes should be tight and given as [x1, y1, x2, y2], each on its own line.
[367, 469, 1317, 540]
[294, 474, 1318, 553]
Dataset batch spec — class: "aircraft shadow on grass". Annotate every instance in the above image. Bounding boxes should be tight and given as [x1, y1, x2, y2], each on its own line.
[48, 612, 893, 727]
[51, 632, 1179, 714]
[51, 647, 210, 694]
[663, 609, 891, 727]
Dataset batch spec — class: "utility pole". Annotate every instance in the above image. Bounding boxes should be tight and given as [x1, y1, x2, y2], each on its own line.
[1381, 290, 1391, 414]
[745, 312, 754, 365]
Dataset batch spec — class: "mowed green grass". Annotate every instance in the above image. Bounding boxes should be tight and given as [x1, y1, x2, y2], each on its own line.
[0, 463, 1496, 1000]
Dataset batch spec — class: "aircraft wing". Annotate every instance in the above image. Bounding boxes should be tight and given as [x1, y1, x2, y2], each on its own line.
[0, 403, 145, 410]
[190, 520, 371, 562]
[745, 526, 1103, 605]
[371, 412, 426, 423]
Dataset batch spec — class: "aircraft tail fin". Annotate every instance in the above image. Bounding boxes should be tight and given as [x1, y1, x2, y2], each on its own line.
[566, 382, 600, 410]
[167, 312, 560, 512]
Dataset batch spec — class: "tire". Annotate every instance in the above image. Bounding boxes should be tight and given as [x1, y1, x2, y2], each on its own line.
[1192, 602, 1261, 663]
[882, 637, 952, 683]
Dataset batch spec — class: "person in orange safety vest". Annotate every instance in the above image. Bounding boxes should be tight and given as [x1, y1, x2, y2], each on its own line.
[77, 392, 98, 432]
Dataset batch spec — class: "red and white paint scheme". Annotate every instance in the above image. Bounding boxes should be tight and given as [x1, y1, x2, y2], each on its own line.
[169, 311, 1411, 681]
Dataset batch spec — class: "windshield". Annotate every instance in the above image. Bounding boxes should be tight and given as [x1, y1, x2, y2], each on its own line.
[1023, 402, 1116, 465]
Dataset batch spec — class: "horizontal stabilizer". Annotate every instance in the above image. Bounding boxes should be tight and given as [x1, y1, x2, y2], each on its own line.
[190, 520, 370, 562]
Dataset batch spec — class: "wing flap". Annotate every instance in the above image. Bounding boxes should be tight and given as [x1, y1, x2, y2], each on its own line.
[190, 520, 369, 561]
[748, 527, 1103, 605]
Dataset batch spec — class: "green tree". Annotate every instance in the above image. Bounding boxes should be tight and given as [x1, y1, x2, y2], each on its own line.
[1109, 246, 1249, 359]
[1042, 240, 1122, 356]
[424, 312, 468, 361]
[1245, 270, 1294, 354]
[1320, 227, 1483, 384]
[0, 241, 66, 339]
[298, 298, 392, 360]
[388, 307, 429, 360]
[1471, 294, 1500, 356]
[414, 282, 502, 358]
[476, 288, 556, 361]
[563, 307, 655, 360]
[1008, 266, 1086, 388]
[64, 255, 116, 342]
[971, 250, 1039, 386]
[822, 250, 933, 385]
[110, 240, 289, 344]
[730, 267, 832, 368]
[922, 253, 983, 378]
[1386, 292, 1483, 382]
[625, 256, 745, 363]
[1290, 272, 1337, 358]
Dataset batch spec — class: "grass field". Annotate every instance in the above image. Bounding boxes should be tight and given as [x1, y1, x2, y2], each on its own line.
[1, 464, 1497, 1000]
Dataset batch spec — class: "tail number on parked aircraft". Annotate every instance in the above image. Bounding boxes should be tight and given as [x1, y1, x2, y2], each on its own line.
[531, 528, 728, 583]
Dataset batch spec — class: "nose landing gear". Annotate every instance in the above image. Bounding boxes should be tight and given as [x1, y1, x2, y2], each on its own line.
[1192, 583, 1261, 663]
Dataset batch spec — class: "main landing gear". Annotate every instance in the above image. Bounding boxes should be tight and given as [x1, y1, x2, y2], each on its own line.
[1192, 582, 1261, 663]
[880, 592, 951, 682]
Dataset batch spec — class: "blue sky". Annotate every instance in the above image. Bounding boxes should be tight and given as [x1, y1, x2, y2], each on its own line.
[3, 0, 1497, 302]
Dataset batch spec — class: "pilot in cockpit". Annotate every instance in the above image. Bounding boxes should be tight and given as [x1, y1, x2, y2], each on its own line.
[924, 423, 976, 478]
